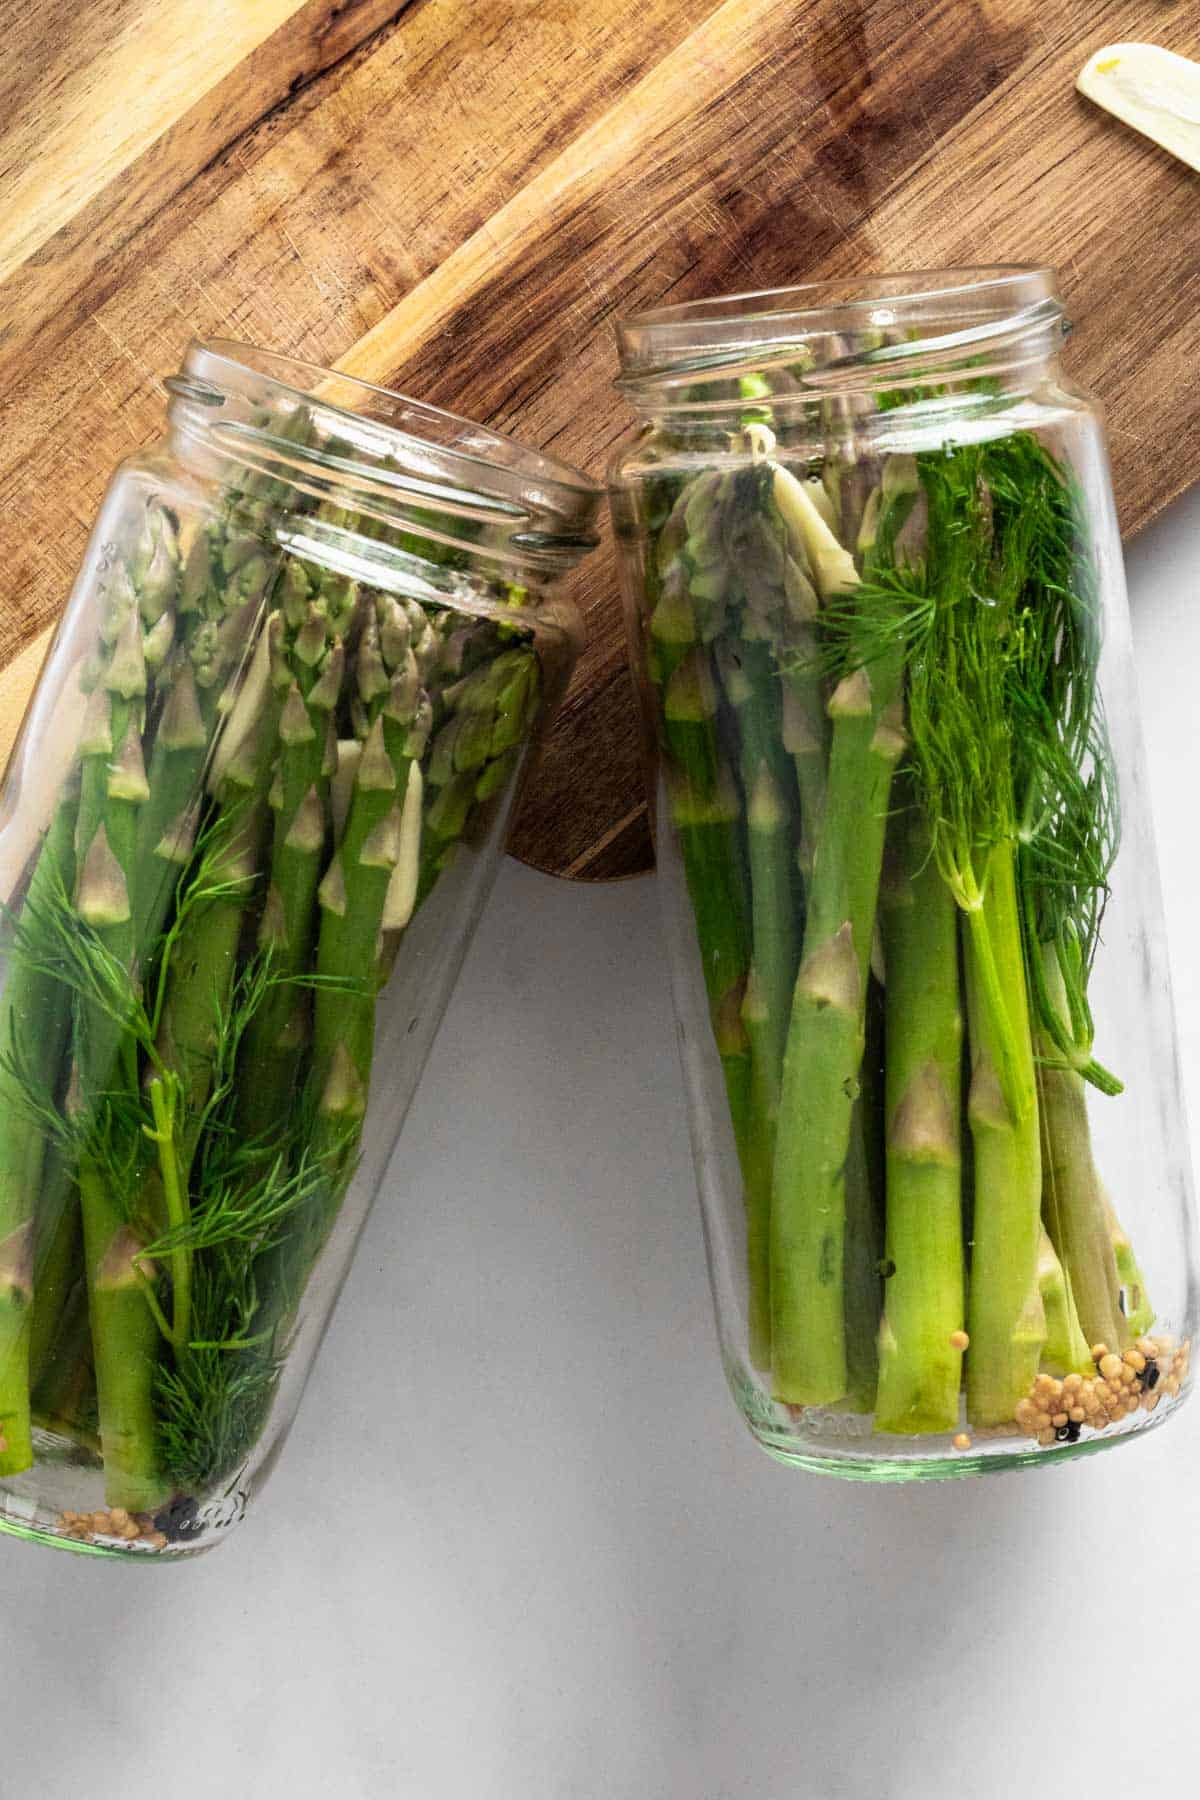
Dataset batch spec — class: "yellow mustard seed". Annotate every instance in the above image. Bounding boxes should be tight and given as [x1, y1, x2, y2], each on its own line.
[952, 1433, 972, 1450]
[949, 1330, 970, 1351]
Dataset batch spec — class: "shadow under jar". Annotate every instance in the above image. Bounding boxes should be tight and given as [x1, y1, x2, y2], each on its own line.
[609, 268, 1199, 1479]
[0, 341, 599, 1555]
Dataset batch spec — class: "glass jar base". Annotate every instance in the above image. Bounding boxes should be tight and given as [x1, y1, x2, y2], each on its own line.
[743, 1387, 1190, 1481]
[0, 1428, 234, 1558]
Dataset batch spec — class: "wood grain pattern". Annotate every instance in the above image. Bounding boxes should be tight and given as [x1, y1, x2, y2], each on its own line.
[0, 0, 1196, 879]
[0, 1, 311, 282]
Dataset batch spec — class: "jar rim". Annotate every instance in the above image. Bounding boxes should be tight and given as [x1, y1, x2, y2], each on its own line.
[169, 339, 602, 575]
[614, 266, 1065, 399]
[193, 339, 600, 497]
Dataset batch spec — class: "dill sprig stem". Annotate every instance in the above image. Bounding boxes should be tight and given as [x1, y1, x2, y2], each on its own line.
[143, 1078, 191, 1351]
[961, 871, 1036, 1125]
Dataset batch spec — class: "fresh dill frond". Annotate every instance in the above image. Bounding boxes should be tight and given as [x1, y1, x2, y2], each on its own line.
[154, 1255, 281, 1491]
[896, 440, 1015, 909]
[0, 1033, 81, 1152]
[825, 430, 1120, 1090]
[142, 1145, 329, 1261]
[3, 877, 149, 1061]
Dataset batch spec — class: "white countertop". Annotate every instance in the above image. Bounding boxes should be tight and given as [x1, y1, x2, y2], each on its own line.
[4, 485, 1200, 1800]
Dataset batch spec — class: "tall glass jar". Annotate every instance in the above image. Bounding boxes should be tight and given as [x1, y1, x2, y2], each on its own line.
[609, 269, 1199, 1478]
[0, 340, 599, 1554]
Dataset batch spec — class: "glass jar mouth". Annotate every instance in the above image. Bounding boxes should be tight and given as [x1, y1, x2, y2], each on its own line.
[615, 266, 1067, 406]
[168, 339, 603, 574]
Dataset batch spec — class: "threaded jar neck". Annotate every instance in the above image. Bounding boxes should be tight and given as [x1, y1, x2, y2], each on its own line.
[166, 340, 601, 586]
[615, 267, 1068, 419]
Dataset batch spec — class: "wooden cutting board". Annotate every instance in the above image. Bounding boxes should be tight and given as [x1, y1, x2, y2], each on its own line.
[1, 0, 1197, 880]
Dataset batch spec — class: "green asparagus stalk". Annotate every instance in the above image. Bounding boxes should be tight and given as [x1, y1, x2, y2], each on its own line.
[663, 651, 751, 1124]
[647, 480, 754, 1175]
[843, 1097, 883, 1414]
[719, 639, 799, 1102]
[28, 1153, 80, 1390]
[1035, 945, 1126, 1352]
[236, 577, 350, 1145]
[72, 589, 171, 1508]
[78, 1154, 164, 1509]
[1104, 1192, 1155, 1340]
[155, 615, 288, 1164]
[875, 805, 966, 1434]
[132, 538, 270, 955]
[963, 840, 1046, 1425]
[1037, 1226, 1094, 1377]
[31, 1262, 96, 1448]
[307, 607, 427, 1182]
[0, 780, 79, 1472]
[771, 459, 920, 1406]
[716, 635, 800, 1369]
[843, 982, 885, 1413]
[735, 462, 830, 877]
[415, 640, 541, 907]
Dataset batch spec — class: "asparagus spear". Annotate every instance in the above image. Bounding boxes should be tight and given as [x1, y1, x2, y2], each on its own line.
[843, 983, 885, 1414]
[132, 532, 268, 954]
[415, 639, 541, 907]
[154, 614, 288, 1171]
[307, 602, 427, 1181]
[875, 803, 966, 1434]
[963, 839, 1048, 1423]
[647, 476, 785, 1357]
[236, 573, 351, 1145]
[715, 633, 798, 1370]
[770, 459, 921, 1406]
[1036, 945, 1126, 1352]
[1037, 1226, 1094, 1377]
[73, 594, 167, 1508]
[70, 490, 267, 1508]
[31, 1263, 96, 1448]
[0, 780, 79, 1472]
